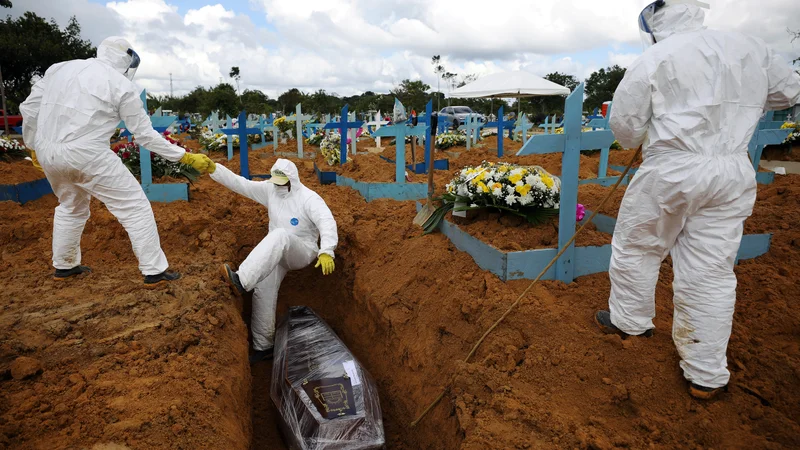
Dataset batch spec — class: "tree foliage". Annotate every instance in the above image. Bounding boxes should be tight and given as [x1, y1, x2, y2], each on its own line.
[0, 12, 95, 112]
[584, 65, 626, 111]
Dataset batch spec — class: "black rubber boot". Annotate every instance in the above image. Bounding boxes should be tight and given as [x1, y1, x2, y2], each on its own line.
[689, 382, 727, 400]
[595, 310, 654, 339]
[221, 263, 246, 297]
[143, 270, 181, 286]
[53, 265, 92, 281]
[249, 348, 274, 364]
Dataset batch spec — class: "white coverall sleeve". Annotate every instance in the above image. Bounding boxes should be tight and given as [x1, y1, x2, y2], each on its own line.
[210, 163, 269, 205]
[305, 195, 338, 258]
[118, 87, 186, 162]
[19, 78, 45, 150]
[764, 49, 800, 111]
[609, 61, 653, 149]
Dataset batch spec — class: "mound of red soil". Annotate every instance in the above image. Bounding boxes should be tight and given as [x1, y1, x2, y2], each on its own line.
[1, 150, 798, 449]
[0, 160, 45, 185]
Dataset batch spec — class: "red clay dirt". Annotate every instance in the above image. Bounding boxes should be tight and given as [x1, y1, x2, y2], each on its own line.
[1, 143, 798, 449]
[0, 160, 45, 185]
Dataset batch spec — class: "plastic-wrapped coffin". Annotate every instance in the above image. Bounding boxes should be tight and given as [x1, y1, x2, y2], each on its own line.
[270, 306, 385, 450]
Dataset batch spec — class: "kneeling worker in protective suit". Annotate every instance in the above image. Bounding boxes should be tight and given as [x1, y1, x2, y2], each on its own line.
[20, 36, 215, 285]
[214, 159, 338, 363]
[595, 1, 800, 399]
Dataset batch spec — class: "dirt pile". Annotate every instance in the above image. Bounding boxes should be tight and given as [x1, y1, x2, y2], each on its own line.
[1, 148, 799, 449]
[0, 160, 45, 185]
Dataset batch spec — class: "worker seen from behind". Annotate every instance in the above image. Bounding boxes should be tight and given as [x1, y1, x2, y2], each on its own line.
[19, 36, 215, 285]
[214, 159, 338, 363]
[595, 0, 800, 399]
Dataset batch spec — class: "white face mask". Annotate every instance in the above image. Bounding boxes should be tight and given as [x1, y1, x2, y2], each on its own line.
[638, 0, 710, 49]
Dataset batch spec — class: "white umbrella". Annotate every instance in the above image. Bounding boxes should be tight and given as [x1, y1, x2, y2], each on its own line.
[447, 70, 571, 117]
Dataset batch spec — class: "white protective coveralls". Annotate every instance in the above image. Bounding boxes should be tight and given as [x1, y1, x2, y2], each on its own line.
[608, 4, 800, 388]
[19, 37, 186, 275]
[210, 159, 338, 350]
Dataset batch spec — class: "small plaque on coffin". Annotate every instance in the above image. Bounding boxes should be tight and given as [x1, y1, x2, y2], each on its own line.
[302, 377, 357, 419]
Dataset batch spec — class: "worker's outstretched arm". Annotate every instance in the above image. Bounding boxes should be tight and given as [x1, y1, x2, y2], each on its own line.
[306, 194, 338, 258]
[19, 77, 46, 150]
[118, 84, 186, 162]
[765, 49, 800, 111]
[609, 61, 653, 149]
[209, 163, 269, 205]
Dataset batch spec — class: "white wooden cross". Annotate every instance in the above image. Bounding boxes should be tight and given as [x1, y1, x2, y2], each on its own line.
[365, 111, 390, 148]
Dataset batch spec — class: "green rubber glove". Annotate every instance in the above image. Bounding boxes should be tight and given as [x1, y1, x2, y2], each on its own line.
[314, 254, 335, 275]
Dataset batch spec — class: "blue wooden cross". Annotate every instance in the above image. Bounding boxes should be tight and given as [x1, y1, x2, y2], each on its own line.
[539, 115, 563, 134]
[748, 110, 793, 184]
[221, 110, 263, 179]
[323, 104, 364, 165]
[119, 89, 188, 203]
[513, 114, 534, 146]
[372, 99, 426, 182]
[517, 83, 615, 282]
[484, 106, 516, 157]
[587, 103, 612, 130]
[458, 114, 483, 150]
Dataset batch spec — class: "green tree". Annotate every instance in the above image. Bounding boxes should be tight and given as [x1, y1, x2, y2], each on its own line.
[202, 83, 239, 117]
[525, 72, 579, 118]
[431, 55, 445, 110]
[1, 1, 12, 8]
[584, 65, 626, 111]
[391, 79, 431, 112]
[0, 12, 95, 111]
[306, 89, 342, 114]
[229, 66, 241, 98]
[240, 89, 272, 115]
[277, 88, 306, 113]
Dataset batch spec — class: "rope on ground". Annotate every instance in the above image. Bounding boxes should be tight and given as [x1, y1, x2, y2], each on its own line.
[409, 146, 643, 428]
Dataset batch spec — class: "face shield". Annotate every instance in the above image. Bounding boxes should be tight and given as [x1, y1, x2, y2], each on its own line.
[124, 48, 141, 81]
[638, 0, 709, 50]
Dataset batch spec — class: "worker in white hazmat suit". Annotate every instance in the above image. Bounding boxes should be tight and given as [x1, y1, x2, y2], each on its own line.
[594, 0, 800, 399]
[19, 37, 215, 285]
[214, 159, 338, 363]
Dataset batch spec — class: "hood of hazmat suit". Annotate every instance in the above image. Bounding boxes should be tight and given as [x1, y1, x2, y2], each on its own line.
[18, 36, 187, 276]
[606, 4, 800, 388]
[210, 159, 338, 259]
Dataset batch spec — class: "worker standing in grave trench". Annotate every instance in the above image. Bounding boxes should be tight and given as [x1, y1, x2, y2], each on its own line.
[594, 0, 800, 400]
[213, 158, 338, 363]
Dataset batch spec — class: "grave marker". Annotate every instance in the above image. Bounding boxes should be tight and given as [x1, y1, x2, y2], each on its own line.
[484, 106, 516, 157]
[323, 105, 364, 165]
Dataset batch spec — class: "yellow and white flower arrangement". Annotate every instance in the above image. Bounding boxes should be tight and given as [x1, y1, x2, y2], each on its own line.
[423, 161, 561, 233]
[320, 132, 342, 166]
[435, 131, 467, 149]
[781, 122, 798, 144]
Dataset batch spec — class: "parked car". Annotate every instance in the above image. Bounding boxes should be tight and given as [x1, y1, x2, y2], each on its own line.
[438, 106, 486, 128]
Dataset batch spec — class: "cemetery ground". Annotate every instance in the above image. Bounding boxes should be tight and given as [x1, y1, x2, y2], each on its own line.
[1, 145, 799, 449]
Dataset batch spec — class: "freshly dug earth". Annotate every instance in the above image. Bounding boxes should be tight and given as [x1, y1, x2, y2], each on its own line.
[1, 150, 799, 449]
[762, 144, 800, 162]
[0, 160, 45, 185]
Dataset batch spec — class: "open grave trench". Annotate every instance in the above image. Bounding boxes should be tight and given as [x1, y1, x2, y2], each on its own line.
[2, 151, 799, 449]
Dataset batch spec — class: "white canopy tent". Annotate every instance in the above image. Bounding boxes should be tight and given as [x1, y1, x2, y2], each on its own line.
[446, 71, 571, 118]
[447, 71, 571, 99]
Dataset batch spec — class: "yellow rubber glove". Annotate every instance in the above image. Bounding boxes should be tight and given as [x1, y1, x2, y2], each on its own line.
[314, 254, 335, 275]
[180, 153, 213, 174]
[206, 158, 216, 174]
[30, 151, 43, 172]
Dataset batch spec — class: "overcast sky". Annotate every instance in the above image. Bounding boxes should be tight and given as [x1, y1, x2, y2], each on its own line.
[9, 0, 800, 98]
